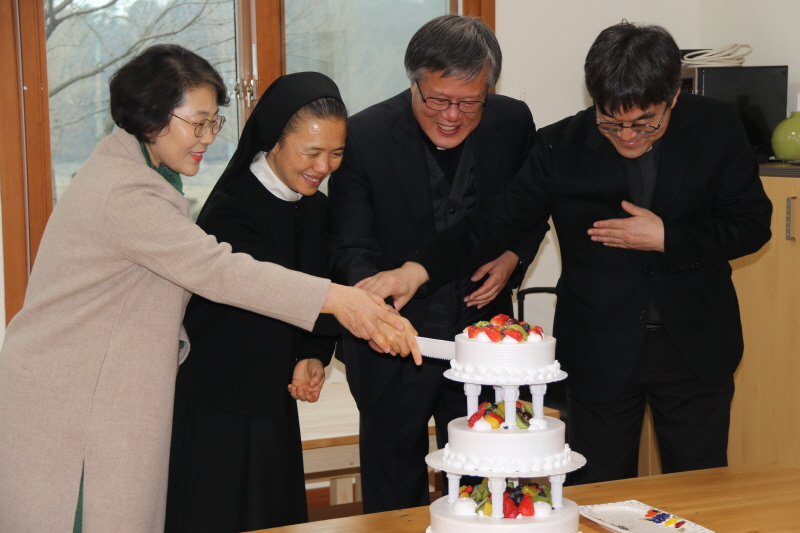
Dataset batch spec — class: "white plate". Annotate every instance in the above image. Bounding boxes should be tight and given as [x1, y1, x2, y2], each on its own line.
[579, 500, 713, 533]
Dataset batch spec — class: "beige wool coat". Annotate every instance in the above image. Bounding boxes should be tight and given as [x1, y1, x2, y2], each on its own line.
[0, 129, 331, 532]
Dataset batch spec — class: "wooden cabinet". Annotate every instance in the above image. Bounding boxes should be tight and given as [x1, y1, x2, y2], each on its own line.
[729, 175, 800, 469]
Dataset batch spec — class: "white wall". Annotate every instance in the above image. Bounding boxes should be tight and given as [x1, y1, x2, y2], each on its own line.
[495, 0, 800, 331]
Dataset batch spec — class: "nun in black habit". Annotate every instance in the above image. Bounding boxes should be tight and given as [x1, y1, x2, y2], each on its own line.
[165, 72, 347, 532]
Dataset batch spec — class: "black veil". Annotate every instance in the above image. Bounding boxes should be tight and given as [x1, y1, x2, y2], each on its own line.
[200, 72, 343, 209]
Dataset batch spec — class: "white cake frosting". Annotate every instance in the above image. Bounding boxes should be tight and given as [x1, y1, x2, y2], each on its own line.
[427, 496, 580, 533]
[449, 333, 564, 384]
[441, 416, 572, 475]
[426, 325, 584, 533]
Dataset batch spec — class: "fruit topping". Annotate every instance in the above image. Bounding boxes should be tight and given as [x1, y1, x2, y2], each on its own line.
[502, 493, 519, 518]
[466, 326, 482, 338]
[502, 328, 524, 342]
[518, 494, 535, 516]
[529, 325, 545, 339]
[483, 412, 504, 428]
[481, 327, 504, 342]
[467, 409, 487, 428]
[458, 481, 551, 517]
[468, 401, 541, 430]
[490, 314, 510, 327]
[464, 315, 545, 342]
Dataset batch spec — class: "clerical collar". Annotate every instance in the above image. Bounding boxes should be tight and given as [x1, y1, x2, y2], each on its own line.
[420, 127, 464, 186]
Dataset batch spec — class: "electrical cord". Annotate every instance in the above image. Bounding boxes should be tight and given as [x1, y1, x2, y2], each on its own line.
[681, 44, 752, 68]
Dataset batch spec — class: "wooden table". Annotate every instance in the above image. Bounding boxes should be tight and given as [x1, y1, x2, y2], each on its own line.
[298, 382, 558, 505]
[251, 463, 800, 532]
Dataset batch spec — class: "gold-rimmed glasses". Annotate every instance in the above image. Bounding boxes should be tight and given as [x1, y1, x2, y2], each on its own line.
[170, 112, 226, 137]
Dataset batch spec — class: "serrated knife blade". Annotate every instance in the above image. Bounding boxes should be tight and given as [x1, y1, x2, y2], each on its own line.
[415, 336, 455, 360]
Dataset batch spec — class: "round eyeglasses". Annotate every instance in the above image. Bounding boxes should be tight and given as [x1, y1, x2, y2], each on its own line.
[416, 81, 485, 114]
[596, 106, 668, 135]
[170, 112, 226, 137]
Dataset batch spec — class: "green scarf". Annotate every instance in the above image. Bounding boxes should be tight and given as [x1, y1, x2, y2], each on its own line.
[139, 141, 184, 195]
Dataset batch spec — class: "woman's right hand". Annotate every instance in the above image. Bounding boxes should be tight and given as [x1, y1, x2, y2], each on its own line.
[322, 284, 422, 365]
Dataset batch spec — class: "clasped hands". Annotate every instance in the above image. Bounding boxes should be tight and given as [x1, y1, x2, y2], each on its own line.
[322, 283, 422, 365]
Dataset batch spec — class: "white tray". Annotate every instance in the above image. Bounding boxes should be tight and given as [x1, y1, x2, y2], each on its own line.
[579, 500, 713, 533]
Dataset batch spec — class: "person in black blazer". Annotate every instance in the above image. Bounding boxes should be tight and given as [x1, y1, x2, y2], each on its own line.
[165, 72, 347, 532]
[327, 15, 548, 513]
[360, 22, 772, 485]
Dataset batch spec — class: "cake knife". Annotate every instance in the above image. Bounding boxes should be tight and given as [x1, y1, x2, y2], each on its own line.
[415, 336, 455, 360]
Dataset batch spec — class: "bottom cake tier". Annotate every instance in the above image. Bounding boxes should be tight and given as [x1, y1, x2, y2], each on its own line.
[427, 495, 579, 533]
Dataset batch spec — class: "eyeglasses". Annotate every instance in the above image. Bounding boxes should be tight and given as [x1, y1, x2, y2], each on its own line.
[170, 112, 226, 137]
[415, 81, 485, 114]
[596, 105, 668, 135]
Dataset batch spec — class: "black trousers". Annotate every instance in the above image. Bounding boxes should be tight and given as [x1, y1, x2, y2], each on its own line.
[566, 326, 735, 485]
[358, 357, 496, 513]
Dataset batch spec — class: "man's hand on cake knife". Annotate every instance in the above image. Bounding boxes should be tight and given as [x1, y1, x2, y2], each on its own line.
[355, 261, 430, 311]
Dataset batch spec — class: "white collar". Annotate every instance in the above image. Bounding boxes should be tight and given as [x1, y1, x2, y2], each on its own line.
[250, 151, 302, 202]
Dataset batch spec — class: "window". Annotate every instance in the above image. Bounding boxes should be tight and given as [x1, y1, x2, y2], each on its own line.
[45, 0, 242, 219]
[285, 0, 449, 116]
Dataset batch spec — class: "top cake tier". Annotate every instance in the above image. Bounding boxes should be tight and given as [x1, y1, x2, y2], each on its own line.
[447, 333, 565, 386]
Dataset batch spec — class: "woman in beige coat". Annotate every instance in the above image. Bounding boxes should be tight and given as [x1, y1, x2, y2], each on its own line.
[0, 45, 418, 533]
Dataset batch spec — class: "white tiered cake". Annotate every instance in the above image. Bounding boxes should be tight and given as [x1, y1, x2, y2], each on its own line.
[425, 321, 585, 533]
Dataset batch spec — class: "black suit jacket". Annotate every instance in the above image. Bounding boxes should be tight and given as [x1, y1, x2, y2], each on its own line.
[328, 89, 548, 411]
[176, 170, 337, 417]
[417, 94, 772, 402]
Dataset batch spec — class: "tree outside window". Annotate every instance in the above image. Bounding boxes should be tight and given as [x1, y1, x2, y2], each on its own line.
[45, 0, 239, 219]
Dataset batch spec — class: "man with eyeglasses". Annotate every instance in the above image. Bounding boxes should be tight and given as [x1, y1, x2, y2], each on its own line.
[361, 21, 772, 484]
[327, 14, 548, 512]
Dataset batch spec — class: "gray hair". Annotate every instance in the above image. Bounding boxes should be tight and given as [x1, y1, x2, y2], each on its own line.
[404, 14, 502, 89]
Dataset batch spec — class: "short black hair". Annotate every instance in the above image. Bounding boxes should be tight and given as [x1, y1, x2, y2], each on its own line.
[404, 14, 501, 89]
[277, 97, 348, 146]
[585, 21, 681, 115]
[109, 44, 229, 143]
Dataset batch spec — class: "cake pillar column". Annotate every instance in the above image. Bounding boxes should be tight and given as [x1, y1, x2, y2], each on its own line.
[493, 385, 503, 404]
[548, 474, 565, 509]
[529, 384, 547, 419]
[488, 477, 506, 519]
[446, 472, 461, 503]
[464, 383, 482, 415]
[499, 385, 519, 428]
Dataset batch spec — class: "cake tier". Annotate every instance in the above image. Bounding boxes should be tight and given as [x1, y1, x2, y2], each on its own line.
[427, 416, 585, 477]
[427, 496, 580, 533]
[449, 333, 564, 385]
